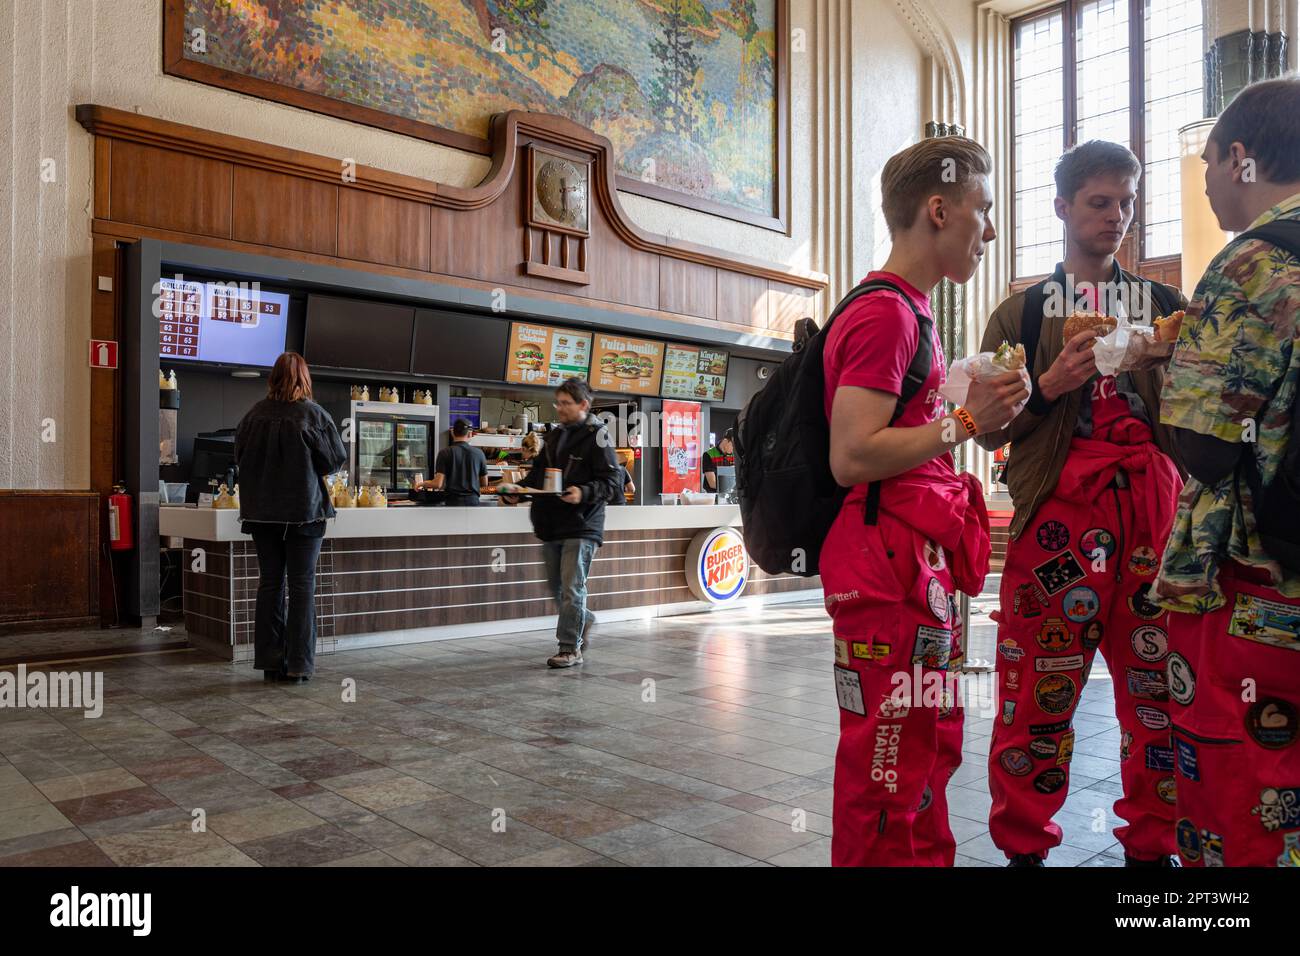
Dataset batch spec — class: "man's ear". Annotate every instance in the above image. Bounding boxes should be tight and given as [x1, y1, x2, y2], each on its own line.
[1054, 195, 1069, 223]
[1228, 141, 1250, 183]
[926, 194, 946, 229]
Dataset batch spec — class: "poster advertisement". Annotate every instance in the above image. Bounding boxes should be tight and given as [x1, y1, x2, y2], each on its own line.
[661, 400, 702, 495]
[662, 344, 729, 402]
[592, 333, 664, 396]
[504, 322, 592, 387]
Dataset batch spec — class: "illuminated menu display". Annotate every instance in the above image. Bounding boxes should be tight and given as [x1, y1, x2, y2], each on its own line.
[661, 343, 729, 402]
[592, 334, 664, 396]
[158, 277, 290, 366]
[504, 322, 592, 387]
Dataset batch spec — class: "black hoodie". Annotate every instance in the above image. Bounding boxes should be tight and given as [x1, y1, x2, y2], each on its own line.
[523, 417, 621, 544]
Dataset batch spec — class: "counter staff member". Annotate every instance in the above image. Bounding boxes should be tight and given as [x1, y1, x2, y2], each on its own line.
[702, 429, 735, 492]
[234, 352, 346, 684]
[417, 419, 489, 505]
[504, 378, 621, 668]
[1154, 77, 1300, 867]
[976, 141, 1187, 868]
[823, 136, 1027, 866]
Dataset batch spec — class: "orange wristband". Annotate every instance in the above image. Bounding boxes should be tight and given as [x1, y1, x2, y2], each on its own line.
[952, 407, 978, 438]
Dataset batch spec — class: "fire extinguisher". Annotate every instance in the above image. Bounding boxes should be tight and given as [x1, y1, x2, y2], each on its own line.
[108, 483, 134, 551]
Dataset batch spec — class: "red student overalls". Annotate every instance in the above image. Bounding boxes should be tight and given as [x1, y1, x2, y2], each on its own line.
[821, 471, 991, 866]
[987, 377, 1183, 861]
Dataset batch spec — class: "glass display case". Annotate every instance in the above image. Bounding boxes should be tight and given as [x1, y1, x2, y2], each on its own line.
[344, 401, 438, 496]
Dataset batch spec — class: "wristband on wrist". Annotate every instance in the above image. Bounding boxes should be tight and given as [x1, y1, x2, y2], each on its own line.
[952, 407, 978, 438]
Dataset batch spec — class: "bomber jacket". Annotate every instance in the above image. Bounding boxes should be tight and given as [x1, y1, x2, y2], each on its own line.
[234, 398, 347, 525]
[522, 416, 621, 545]
[975, 265, 1187, 540]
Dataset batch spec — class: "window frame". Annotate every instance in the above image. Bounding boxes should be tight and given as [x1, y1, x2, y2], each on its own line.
[1009, 0, 1192, 282]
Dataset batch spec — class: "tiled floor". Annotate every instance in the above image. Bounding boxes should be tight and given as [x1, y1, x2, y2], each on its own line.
[0, 598, 1129, 867]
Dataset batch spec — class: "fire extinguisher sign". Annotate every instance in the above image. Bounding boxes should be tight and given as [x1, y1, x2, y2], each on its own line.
[89, 339, 118, 369]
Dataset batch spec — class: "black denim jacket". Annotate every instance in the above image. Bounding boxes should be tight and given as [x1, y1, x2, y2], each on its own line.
[234, 398, 346, 524]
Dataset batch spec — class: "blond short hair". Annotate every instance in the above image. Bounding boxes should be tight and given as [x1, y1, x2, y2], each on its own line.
[881, 137, 992, 237]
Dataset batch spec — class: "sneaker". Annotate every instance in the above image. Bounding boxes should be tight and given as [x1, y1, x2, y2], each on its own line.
[1007, 853, 1045, 867]
[547, 650, 583, 669]
[1124, 853, 1180, 867]
[580, 617, 595, 651]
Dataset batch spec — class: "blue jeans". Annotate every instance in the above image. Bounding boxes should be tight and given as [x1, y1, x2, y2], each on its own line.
[249, 524, 324, 676]
[542, 538, 597, 651]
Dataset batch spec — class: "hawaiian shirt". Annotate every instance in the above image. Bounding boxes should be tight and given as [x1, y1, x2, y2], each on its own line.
[1155, 191, 1300, 613]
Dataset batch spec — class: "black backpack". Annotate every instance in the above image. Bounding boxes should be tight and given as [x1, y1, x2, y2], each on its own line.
[1231, 220, 1300, 572]
[734, 279, 932, 576]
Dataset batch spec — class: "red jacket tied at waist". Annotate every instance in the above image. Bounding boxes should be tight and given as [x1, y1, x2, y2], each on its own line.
[878, 470, 991, 595]
[1053, 434, 1182, 547]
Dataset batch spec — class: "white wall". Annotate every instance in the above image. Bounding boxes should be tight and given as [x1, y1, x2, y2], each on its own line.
[0, 0, 953, 489]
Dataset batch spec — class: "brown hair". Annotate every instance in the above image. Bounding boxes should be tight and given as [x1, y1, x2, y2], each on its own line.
[1054, 140, 1142, 202]
[267, 352, 313, 402]
[881, 136, 992, 237]
[1209, 75, 1300, 184]
[555, 377, 593, 406]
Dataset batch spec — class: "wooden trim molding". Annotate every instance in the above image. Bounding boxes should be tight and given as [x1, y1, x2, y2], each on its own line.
[75, 104, 823, 292]
[161, 0, 791, 234]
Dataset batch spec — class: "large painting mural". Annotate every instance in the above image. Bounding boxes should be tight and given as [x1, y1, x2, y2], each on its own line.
[167, 0, 783, 225]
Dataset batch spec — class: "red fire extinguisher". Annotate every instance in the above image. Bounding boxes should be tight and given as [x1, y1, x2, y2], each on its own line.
[108, 483, 134, 551]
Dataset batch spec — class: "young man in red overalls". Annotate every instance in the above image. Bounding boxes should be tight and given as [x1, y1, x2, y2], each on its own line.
[823, 137, 1029, 866]
[976, 141, 1188, 866]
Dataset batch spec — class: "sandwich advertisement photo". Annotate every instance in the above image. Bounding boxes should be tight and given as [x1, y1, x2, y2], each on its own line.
[593, 334, 663, 396]
[505, 322, 591, 387]
[662, 343, 729, 402]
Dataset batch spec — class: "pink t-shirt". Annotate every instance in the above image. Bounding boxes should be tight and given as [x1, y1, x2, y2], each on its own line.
[823, 271, 953, 492]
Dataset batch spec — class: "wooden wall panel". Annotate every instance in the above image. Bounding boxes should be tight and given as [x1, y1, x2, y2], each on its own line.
[768, 281, 818, 334]
[717, 271, 769, 328]
[232, 167, 337, 256]
[661, 258, 718, 321]
[0, 492, 99, 631]
[108, 140, 232, 236]
[338, 188, 430, 271]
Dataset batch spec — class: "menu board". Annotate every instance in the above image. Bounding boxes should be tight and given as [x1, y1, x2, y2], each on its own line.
[158, 277, 290, 366]
[505, 322, 592, 387]
[592, 333, 664, 396]
[661, 344, 729, 402]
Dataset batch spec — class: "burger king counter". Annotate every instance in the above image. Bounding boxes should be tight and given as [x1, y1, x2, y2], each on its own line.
[160, 504, 819, 662]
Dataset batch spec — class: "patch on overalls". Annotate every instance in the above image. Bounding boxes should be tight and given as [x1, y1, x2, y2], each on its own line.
[1278, 832, 1300, 867]
[1002, 700, 1016, 725]
[834, 639, 850, 666]
[1227, 592, 1300, 652]
[1033, 768, 1067, 794]
[1029, 720, 1071, 735]
[926, 578, 950, 623]
[1167, 652, 1196, 705]
[1005, 668, 1020, 691]
[998, 638, 1026, 661]
[1245, 699, 1299, 749]
[852, 641, 891, 661]
[1176, 818, 1201, 862]
[1128, 546, 1159, 575]
[1145, 744, 1176, 772]
[1128, 582, 1165, 621]
[1032, 551, 1087, 595]
[912, 625, 952, 668]
[1035, 654, 1085, 672]
[924, 540, 946, 571]
[1027, 736, 1057, 760]
[1203, 831, 1225, 867]
[1062, 586, 1100, 623]
[1253, 787, 1300, 832]
[1157, 777, 1178, 805]
[1056, 730, 1075, 765]
[833, 666, 866, 715]
[1035, 520, 1071, 553]
[1175, 738, 1200, 780]
[1034, 674, 1076, 715]
[1081, 620, 1104, 650]
[1079, 527, 1117, 561]
[1036, 617, 1074, 652]
[999, 748, 1033, 776]
[1126, 667, 1168, 701]
[1120, 730, 1133, 761]
[1135, 705, 1169, 730]
[1130, 625, 1168, 662]
[1014, 583, 1049, 617]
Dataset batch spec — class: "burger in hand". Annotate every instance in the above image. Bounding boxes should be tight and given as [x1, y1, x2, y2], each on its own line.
[992, 341, 1027, 371]
[1062, 310, 1118, 347]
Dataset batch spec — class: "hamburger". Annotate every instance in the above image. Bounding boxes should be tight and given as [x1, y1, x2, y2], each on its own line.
[1062, 310, 1118, 346]
[1153, 310, 1185, 343]
[695, 382, 709, 397]
[638, 355, 655, 377]
[992, 341, 1026, 371]
[599, 351, 618, 375]
[615, 351, 640, 379]
[514, 344, 544, 372]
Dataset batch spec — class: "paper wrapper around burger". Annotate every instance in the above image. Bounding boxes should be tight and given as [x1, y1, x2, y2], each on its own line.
[938, 351, 1032, 429]
[1091, 315, 1174, 376]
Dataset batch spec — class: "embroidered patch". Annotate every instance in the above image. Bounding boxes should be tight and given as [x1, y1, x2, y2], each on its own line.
[1033, 767, 1067, 794]
[1081, 620, 1104, 651]
[1228, 592, 1300, 653]
[1028, 736, 1058, 760]
[998, 638, 1026, 661]
[1252, 787, 1300, 832]
[1002, 700, 1016, 726]
[1014, 582, 1049, 618]
[1167, 652, 1196, 706]
[1128, 582, 1165, 621]
[1176, 819, 1201, 862]
[1175, 738, 1200, 781]
[1036, 617, 1074, 653]
[926, 577, 951, 623]
[1035, 520, 1071, 553]
[912, 625, 953, 669]
[1079, 527, 1117, 562]
[1036, 654, 1085, 672]
[1145, 744, 1176, 772]
[1056, 729, 1075, 765]
[833, 666, 866, 716]
[1034, 673, 1077, 715]
[1062, 586, 1100, 624]
[1245, 699, 1299, 749]
[1127, 667, 1169, 702]
[1135, 705, 1170, 730]
[1128, 545, 1159, 576]
[1032, 550, 1087, 596]
[1157, 777, 1178, 805]
[834, 639, 850, 666]
[999, 748, 1034, 776]
[1130, 625, 1168, 663]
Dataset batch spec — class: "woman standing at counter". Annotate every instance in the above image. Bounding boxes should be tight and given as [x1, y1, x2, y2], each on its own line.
[234, 352, 346, 684]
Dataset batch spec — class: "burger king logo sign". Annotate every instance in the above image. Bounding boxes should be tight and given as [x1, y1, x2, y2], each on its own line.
[687, 528, 749, 604]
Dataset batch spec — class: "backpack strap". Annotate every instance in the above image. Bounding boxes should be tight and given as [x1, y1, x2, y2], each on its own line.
[830, 279, 932, 526]
[1020, 277, 1053, 415]
[1236, 220, 1300, 262]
